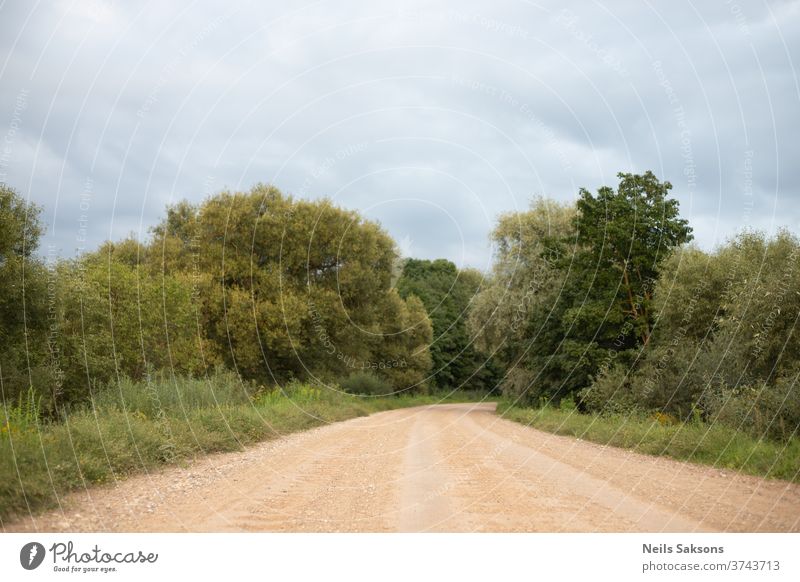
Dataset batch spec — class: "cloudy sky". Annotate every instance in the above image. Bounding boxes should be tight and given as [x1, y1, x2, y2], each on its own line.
[1, 0, 798, 269]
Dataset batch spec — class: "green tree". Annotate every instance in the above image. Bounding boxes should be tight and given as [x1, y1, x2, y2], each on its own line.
[0, 185, 52, 407]
[469, 173, 692, 405]
[372, 292, 433, 392]
[53, 243, 214, 404]
[397, 258, 499, 392]
[468, 197, 576, 402]
[558, 172, 693, 404]
[586, 229, 800, 427]
[149, 184, 433, 390]
[570, 171, 693, 347]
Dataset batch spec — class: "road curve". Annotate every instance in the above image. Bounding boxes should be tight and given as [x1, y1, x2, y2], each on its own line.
[6, 403, 800, 532]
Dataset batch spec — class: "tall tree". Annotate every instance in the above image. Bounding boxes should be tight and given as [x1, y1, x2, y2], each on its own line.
[397, 258, 499, 391]
[150, 184, 433, 390]
[571, 171, 693, 346]
[0, 185, 51, 406]
[468, 173, 692, 405]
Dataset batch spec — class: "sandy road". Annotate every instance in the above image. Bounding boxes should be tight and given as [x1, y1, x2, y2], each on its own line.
[6, 403, 800, 532]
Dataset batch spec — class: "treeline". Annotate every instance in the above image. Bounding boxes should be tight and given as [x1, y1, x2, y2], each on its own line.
[2, 171, 799, 444]
[1, 184, 444, 413]
[468, 172, 799, 441]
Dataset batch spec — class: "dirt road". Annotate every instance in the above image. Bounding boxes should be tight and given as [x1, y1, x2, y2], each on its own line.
[7, 403, 800, 532]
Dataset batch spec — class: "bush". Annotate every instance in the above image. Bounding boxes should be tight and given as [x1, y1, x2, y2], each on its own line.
[706, 369, 800, 442]
[339, 372, 393, 396]
[579, 364, 637, 413]
[631, 342, 714, 419]
[582, 342, 721, 420]
[499, 367, 538, 404]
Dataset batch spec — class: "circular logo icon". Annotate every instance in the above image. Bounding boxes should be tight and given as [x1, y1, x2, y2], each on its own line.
[20, 542, 46, 570]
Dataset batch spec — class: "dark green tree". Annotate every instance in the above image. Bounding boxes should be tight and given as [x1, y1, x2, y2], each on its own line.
[397, 258, 499, 392]
[469, 173, 692, 405]
[0, 185, 51, 407]
[571, 171, 693, 347]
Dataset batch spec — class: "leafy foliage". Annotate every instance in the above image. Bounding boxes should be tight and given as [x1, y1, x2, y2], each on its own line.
[0, 185, 53, 408]
[150, 185, 433, 391]
[468, 197, 576, 402]
[339, 371, 393, 396]
[469, 173, 693, 405]
[619, 230, 800, 428]
[397, 258, 500, 392]
[0, 184, 435, 416]
[2, 172, 797, 452]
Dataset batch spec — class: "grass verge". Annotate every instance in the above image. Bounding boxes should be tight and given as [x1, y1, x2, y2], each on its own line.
[0, 372, 492, 524]
[498, 401, 800, 482]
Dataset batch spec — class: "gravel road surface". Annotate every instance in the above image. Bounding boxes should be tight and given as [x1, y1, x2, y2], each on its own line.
[6, 403, 799, 532]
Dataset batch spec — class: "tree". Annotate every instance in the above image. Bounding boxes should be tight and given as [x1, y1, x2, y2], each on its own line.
[469, 173, 692, 405]
[374, 292, 433, 392]
[397, 258, 499, 392]
[53, 243, 214, 404]
[149, 184, 433, 390]
[468, 197, 576, 402]
[571, 171, 693, 346]
[587, 229, 800, 425]
[0, 185, 51, 407]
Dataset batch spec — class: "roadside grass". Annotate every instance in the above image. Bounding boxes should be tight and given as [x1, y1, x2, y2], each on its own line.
[498, 401, 800, 482]
[0, 372, 493, 524]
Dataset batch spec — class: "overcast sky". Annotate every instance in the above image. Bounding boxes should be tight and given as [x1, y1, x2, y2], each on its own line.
[1, 0, 798, 269]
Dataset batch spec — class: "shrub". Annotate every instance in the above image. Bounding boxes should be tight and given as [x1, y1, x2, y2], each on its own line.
[339, 372, 393, 396]
[630, 342, 713, 419]
[706, 369, 800, 442]
[499, 367, 538, 404]
[559, 395, 577, 411]
[579, 364, 637, 413]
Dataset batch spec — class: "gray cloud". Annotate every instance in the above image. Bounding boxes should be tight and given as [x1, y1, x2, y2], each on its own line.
[1, 0, 798, 266]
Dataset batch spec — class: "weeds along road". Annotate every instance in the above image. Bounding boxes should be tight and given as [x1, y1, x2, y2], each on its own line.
[7, 403, 800, 532]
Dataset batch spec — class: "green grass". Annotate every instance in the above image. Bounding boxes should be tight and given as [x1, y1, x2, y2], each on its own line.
[498, 401, 800, 482]
[0, 372, 492, 524]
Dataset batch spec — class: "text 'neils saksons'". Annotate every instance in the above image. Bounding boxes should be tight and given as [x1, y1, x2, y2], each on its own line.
[643, 543, 724, 554]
